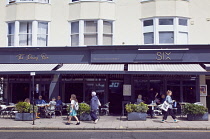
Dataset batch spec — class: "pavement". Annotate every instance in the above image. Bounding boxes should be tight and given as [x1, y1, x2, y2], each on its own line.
[0, 115, 210, 130]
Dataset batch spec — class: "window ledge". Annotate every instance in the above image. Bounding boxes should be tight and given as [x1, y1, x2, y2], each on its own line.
[69, 0, 115, 4]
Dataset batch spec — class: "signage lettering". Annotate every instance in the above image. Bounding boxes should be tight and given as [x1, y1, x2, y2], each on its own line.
[156, 52, 171, 60]
[16, 53, 49, 61]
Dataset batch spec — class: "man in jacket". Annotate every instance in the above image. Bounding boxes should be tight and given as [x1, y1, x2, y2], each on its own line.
[90, 91, 99, 124]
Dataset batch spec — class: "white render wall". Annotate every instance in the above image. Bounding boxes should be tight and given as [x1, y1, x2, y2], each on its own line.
[1, 0, 210, 46]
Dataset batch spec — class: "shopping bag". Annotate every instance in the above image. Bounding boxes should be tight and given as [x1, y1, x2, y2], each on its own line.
[159, 101, 170, 111]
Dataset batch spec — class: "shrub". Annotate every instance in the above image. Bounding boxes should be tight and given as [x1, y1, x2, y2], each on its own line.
[125, 102, 149, 113]
[67, 102, 91, 115]
[15, 102, 38, 113]
[183, 103, 208, 115]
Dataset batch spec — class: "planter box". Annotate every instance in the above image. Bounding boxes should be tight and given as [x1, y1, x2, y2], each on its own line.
[79, 113, 91, 121]
[187, 112, 209, 121]
[127, 112, 147, 121]
[15, 113, 36, 121]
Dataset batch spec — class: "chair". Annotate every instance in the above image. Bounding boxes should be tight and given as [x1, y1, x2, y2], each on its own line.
[55, 105, 63, 116]
[0, 105, 10, 118]
[45, 104, 56, 118]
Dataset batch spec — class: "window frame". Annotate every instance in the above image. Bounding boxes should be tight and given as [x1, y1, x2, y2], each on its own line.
[142, 17, 189, 45]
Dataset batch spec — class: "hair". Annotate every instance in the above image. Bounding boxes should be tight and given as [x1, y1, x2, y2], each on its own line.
[138, 94, 142, 99]
[70, 94, 78, 102]
[92, 91, 96, 96]
[24, 98, 30, 104]
[52, 97, 56, 100]
[166, 90, 172, 95]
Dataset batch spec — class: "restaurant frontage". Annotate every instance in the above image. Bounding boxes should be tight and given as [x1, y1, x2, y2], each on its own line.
[0, 45, 210, 115]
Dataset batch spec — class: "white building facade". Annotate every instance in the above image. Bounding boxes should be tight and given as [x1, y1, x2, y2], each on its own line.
[0, 0, 210, 110]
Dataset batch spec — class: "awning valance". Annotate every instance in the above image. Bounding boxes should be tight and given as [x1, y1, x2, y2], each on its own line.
[0, 64, 57, 74]
[58, 64, 124, 71]
[128, 64, 206, 74]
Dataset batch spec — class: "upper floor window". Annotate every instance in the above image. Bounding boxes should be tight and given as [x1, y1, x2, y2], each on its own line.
[70, 0, 113, 3]
[142, 17, 188, 45]
[70, 20, 113, 46]
[8, 0, 49, 4]
[7, 21, 48, 47]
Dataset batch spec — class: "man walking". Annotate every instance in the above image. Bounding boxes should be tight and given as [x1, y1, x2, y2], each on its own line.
[90, 91, 99, 124]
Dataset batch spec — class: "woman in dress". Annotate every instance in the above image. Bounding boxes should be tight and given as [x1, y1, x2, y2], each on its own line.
[66, 94, 80, 125]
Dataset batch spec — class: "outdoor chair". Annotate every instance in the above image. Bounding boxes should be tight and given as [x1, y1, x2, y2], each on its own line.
[45, 104, 56, 118]
[55, 105, 63, 116]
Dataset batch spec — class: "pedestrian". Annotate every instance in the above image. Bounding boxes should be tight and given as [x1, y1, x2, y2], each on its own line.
[66, 94, 80, 125]
[90, 91, 100, 124]
[136, 94, 144, 104]
[161, 90, 179, 123]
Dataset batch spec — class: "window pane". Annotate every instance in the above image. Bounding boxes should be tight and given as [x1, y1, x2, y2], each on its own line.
[71, 22, 79, 34]
[19, 34, 32, 46]
[144, 32, 154, 44]
[20, 22, 32, 33]
[178, 32, 188, 44]
[8, 23, 15, 34]
[37, 35, 48, 46]
[38, 22, 48, 34]
[179, 19, 188, 26]
[159, 32, 174, 44]
[103, 21, 112, 34]
[143, 20, 153, 26]
[8, 35, 14, 46]
[159, 19, 173, 25]
[84, 34, 97, 45]
[103, 34, 112, 45]
[85, 21, 97, 33]
[71, 34, 79, 46]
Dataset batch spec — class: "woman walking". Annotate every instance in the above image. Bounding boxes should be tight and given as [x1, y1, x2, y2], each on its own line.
[161, 90, 179, 123]
[66, 94, 80, 125]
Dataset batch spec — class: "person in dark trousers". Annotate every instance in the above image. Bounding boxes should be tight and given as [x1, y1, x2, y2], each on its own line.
[90, 91, 99, 124]
[162, 90, 179, 123]
[147, 88, 158, 118]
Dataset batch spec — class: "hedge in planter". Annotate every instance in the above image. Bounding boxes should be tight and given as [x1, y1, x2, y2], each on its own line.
[183, 103, 208, 121]
[15, 102, 38, 121]
[125, 102, 149, 121]
[67, 102, 91, 121]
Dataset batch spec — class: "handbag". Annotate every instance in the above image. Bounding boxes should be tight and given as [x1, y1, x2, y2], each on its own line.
[159, 101, 170, 111]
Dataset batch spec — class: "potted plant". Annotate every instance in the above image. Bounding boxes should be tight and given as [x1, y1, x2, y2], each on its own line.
[15, 102, 38, 121]
[183, 103, 208, 121]
[125, 102, 149, 121]
[67, 102, 91, 121]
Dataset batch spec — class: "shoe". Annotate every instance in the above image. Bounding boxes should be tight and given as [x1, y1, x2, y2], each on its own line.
[76, 122, 80, 125]
[65, 123, 70, 125]
[36, 116, 40, 119]
[94, 119, 98, 124]
[174, 119, 179, 123]
[161, 120, 165, 123]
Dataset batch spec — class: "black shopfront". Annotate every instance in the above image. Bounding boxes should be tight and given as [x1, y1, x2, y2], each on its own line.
[0, 45, 209, 115]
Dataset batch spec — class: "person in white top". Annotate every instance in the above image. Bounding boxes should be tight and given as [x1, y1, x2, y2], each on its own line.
[66, 94, 80, 125]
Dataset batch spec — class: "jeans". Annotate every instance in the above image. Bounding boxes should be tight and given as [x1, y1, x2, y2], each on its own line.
[90, 110, 98, 121]
[163, 108, 176, 120]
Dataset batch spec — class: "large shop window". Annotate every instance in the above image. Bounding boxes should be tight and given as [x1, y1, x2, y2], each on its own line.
[70, 20, 113, 46]
[7, 21, 48, 46]
[142, 17, 188, 44]
[8, 0, 49, 4]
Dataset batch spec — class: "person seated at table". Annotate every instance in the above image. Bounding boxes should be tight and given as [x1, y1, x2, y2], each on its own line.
[36, 95, 47, 105]
[160, 94, 166, 104]
[55, 96, 63, 110]
[136, 94, 144, 104]
[24, 98, 39, 119]
[45, 97, 57, 117]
